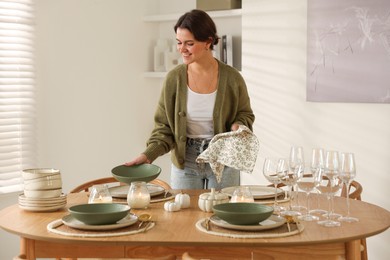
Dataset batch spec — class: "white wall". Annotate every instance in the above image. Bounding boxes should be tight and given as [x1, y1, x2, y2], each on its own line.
[35, 0, 174, 193]
[241, 1, 390, 259]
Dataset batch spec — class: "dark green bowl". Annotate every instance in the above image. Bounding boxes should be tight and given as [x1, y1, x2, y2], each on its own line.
[111, 164, 161, 184]
[212, 202, 274, 225]
[68, 203, 130, 225]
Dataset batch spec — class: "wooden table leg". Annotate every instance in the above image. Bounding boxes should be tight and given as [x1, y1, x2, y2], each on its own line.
[23, 237, 36, 260]
[345, 240, 361, 260]
[13, 237, 27, 260]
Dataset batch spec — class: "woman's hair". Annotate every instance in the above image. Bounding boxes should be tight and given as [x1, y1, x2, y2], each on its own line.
[174, 9, 219, 50]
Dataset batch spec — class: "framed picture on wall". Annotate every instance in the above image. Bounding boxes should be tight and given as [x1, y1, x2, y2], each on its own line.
[307, 0, 390, 103]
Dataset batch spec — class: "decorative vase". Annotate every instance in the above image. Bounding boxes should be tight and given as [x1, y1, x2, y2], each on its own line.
[154, 39, 169, 72]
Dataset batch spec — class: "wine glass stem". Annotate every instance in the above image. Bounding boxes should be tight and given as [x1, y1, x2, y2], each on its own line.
[306, 192, 310, 214]
[326, 194, 331, 220]
[293, 184, 299, 208]
[273, 184, 278, 208]
[345, 182, 351, 217]
[288, 185, 293, 210]
[316, 190, 321, 209]
[330, 178, 336, 216]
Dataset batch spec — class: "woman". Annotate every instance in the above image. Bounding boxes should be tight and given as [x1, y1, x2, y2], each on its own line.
[125, 9, 254, 189]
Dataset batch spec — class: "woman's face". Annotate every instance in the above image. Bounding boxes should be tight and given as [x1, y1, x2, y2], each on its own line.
[176, 28, 210, 65]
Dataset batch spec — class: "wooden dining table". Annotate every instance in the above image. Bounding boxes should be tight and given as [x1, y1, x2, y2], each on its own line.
[0, 189, 389, 260]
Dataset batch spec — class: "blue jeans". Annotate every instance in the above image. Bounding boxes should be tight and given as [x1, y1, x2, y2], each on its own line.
[170, 138, 240, 189]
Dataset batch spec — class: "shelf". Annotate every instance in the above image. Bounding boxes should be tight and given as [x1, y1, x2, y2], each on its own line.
[143, 9, 242, 22]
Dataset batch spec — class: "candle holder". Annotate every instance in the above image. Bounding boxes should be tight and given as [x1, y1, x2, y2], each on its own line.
[88, 184, 113, 204]
[230, 186, 254, 203]
[127, 181, 151, 209]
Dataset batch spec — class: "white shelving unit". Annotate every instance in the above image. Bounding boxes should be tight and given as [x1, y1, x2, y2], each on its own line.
[144, 9, 242, 78]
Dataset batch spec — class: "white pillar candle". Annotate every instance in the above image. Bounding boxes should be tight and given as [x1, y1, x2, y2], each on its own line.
[128, 193, 150, 209]
[90, 195, 113, 203]
[127, 181, 151, 209]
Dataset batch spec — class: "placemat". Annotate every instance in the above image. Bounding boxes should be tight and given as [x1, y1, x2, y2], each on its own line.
[112, 192, 174, 204]
[47, 219, 155, 237]
[195, 218, 304, 239]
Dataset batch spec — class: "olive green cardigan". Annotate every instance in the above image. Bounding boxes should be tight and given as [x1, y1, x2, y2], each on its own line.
[143, 59, 255, 169]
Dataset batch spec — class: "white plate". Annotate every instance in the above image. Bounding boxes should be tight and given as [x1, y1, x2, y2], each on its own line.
[18, 202, 66, 212]
[209, 214, 286, 231]
[18, 201, 66, 208]
[221, 185, 284, 200]
[62, 213, 138, 230]
[109, 184, 165, 198]
[19, 193, 67, 202]
[19, 194, 67, 205]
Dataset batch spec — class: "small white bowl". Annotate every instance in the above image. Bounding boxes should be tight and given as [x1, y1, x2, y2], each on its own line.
[24, 177, 62, 190]
[22, 168, 61, 181]
[24, 188, 62, 199]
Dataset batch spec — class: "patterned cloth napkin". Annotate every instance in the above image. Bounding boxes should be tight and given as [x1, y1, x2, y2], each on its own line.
[196, 125, 260, 183]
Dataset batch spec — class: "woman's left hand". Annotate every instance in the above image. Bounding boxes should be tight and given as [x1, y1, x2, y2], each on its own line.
[231, 123, 240, 131]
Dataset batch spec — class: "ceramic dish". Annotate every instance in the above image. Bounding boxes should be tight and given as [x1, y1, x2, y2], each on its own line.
[221, 185, 284, 200]
[62, 213, 138, 231]
[109, 184, 165, 198]
[18, 202, 66, 212]
[18, 200, 66, 207]
[111, 164, 161, 184]
[209, 214, 286, 231]
[212, 203, 274, 225]
[22, 168, 61, 180]
[24, 188, 62, 199]
[19, 193, 67, 203]
[68, 203, 130, 225]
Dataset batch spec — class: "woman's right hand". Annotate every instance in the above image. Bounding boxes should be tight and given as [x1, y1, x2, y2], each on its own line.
[124, 154, 151, 166]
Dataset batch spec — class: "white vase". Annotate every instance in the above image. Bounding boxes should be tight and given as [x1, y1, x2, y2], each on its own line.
[164, 44, 182, 71]
[154, 39, 169, 72]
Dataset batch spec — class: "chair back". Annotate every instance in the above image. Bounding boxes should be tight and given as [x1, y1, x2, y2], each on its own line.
[70, 177, 171, 193]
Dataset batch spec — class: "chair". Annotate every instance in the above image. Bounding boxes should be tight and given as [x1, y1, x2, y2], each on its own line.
[340, 180, 362, 200]
[182, 252, 200, 260]
[70, 177, 171, 193]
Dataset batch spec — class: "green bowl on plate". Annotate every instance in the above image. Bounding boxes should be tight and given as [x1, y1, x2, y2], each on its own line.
[68, 203, 130, 225]
[111, 164, 161, 184]
[212, 202, 274, 225]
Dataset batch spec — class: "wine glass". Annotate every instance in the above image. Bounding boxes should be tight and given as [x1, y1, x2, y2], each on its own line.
[316, 174, 343, 227]
[309, 148, 328, 215]
[297, 164, 323, 221]
[289, 146, 306, 213]
[338, 152, 359, 222]
[263, 158, 286, 214]
[317, 150, 342, 227]
[280, 159, 303, 216]
[323, 150, 342, 220]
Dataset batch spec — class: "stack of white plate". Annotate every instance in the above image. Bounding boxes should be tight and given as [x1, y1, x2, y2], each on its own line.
[20, 168, 66, 211]
[18, 193, 67, 212]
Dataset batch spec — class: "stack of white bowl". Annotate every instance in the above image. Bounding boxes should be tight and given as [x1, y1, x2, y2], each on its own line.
[19, 168, 67, 212]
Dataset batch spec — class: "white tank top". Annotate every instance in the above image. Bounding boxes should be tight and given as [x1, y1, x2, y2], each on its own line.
[186, 86, 216, 139]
